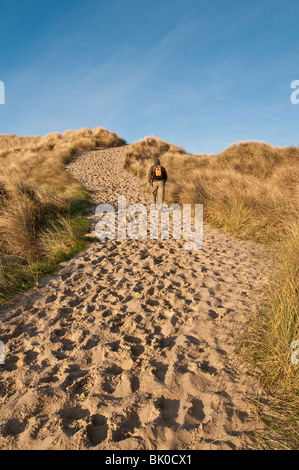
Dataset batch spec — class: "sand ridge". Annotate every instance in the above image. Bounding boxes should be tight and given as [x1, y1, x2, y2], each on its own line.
[0, 145, 273, 450]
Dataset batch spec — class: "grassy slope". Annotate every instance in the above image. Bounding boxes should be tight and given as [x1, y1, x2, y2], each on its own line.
[124, 136, 299, 449]
[0, 127, 126, 305]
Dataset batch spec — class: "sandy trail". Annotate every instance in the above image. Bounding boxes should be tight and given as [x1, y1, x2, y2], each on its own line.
[0, 145, 273, 450]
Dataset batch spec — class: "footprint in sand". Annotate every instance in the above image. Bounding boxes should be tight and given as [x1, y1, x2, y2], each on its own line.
[59, 406, 90, 436]
[110, 409, 141, 443]
[86, 415, 108, 446]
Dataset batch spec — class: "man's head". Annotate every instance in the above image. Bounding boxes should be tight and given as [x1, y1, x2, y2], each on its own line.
[154, 158, 160, 165]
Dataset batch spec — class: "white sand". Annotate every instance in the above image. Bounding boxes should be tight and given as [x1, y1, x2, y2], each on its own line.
[0, 145, 274, 450]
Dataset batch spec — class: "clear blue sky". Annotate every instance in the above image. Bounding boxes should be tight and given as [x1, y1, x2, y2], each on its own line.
[0, 0, 298, 154]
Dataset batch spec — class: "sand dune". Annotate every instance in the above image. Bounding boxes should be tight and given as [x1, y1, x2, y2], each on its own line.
[0, 145, 273, 450]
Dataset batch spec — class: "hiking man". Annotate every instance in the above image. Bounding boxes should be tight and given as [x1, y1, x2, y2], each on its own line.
[148, 158, 167, 205]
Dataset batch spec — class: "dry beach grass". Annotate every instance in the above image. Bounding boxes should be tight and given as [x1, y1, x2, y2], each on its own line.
[0, 127, 125, 304]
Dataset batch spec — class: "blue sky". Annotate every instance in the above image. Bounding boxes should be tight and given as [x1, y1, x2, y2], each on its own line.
[0, 0, 299, 154]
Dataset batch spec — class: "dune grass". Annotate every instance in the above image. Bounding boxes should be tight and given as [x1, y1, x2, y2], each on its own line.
[241, 226, 299, 449]
[124, 136, 299, 449]
[0, 127, 126, 304]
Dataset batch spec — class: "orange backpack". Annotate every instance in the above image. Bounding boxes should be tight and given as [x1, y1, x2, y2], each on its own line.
[153, 164, 162, 178]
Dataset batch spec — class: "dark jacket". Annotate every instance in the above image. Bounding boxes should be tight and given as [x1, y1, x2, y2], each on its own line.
[148, 164, 167, 184]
